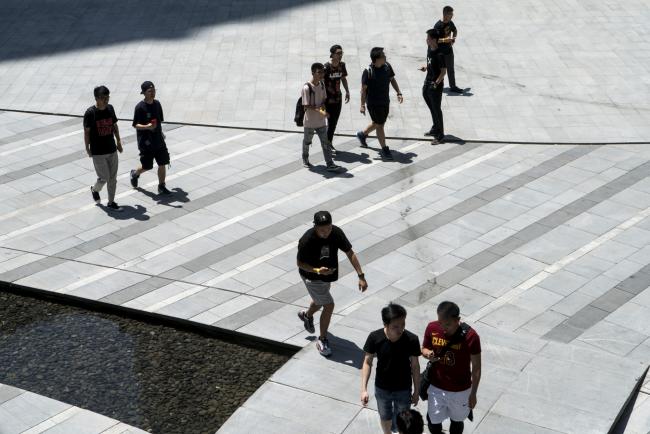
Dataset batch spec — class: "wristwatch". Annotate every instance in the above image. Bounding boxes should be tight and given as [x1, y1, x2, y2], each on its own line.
[358, 273, 366, 280]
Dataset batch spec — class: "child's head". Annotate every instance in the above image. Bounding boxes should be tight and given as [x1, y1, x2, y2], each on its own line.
[381, 303, 407, 342]
[396, 409, 424, 434]
[442, 5, 454, 21]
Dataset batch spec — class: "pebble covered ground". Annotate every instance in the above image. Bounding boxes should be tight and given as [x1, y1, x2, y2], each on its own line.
[0, 290, 293, 433]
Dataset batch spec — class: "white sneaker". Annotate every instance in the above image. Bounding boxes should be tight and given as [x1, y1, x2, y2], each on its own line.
[316, 337, 332, 357]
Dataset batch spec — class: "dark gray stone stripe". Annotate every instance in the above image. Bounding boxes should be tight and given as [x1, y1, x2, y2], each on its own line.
[161, 142, 475, 279]
[0, 151, 84, 184]
[213, 299, 285, 330]
[395, 159, 650, 307]
[95, 141, 478, 306]
[101, 276, 174, 305]
[270, 145, 601, 306]
[0, 257, 66, 283]
[0, 125, 182, 184]
[544, 263, 650, 343]
[0, 117, 81, 147]
[0, 131, 304, 286]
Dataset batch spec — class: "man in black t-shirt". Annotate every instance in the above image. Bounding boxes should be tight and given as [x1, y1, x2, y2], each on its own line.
[323, 44, 350, 151]
[361, 303, 421, 434]
[129, 81, 173, 195]
[83, 85, 123, 211]
[356, 47, 404, 161]
[296, 211, 368, 357]
[434, 6, 463, 93]
[420, 28, 447, 144]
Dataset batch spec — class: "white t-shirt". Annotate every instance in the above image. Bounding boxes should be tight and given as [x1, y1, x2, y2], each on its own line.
[302, 81, 327, 129]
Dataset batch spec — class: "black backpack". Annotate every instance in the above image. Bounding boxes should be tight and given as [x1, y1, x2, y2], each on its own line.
[294, 82, 316, 127]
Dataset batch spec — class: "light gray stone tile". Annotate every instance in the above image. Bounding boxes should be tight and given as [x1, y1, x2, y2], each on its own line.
[0, 384, 23, 405]
[475, 413, 563, 434]
[578, 320, 648, 356]
[606, 302, 650, 336]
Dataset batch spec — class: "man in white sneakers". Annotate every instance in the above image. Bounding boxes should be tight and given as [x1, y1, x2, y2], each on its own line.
[301, 63, 343, 172]
[297, 211, 367, 356]
[84, 85, 123, 211]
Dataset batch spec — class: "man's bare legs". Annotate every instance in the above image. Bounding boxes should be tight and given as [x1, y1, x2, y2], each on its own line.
[306, 301, 335, 339]
[157, 165, 166, 185]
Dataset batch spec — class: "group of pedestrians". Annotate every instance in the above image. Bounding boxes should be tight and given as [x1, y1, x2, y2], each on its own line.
[299, 5, 464, 169]
[296, 211, 480, 434]
[84, 81, 173, 211]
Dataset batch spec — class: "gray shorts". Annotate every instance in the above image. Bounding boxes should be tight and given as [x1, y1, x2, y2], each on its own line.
[302, 276, 334, 306]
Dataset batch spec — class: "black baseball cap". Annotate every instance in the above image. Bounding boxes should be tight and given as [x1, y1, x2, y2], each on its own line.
[140, 81, 155, 94]
[313, 211, 332, 226]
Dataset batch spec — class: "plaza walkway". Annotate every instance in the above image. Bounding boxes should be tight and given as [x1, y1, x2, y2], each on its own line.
[1, 0, 650, 432]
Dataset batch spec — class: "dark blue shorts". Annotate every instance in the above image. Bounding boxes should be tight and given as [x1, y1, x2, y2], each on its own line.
[375, 386, 411, 422]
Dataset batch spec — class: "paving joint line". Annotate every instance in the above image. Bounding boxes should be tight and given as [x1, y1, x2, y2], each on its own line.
[1, 107, 649, 146]
[0, 245, 312, 313]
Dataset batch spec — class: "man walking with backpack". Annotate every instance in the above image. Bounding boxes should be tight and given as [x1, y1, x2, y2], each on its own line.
[301, 63, 343, 172]
[84, 85, 123, 211]
[356, 47, 404, 161]
[421, 301, 481, 434]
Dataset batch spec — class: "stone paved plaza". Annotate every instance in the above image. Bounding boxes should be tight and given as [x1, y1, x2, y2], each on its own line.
[1, 0, 650, 433]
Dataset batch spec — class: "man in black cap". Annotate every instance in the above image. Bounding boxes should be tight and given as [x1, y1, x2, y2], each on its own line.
[130, 81, 172, 195]
[297, 211, 368, 356]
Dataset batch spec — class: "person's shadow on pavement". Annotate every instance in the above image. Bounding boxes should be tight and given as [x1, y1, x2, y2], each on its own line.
[136, 187, 190, 208]
[332, 151, 372, 165]
[443, 87, 473, 96]
[364, 146, 418, 165]
[442, 135, 466, 145]
[308, 165, 354, 179]
[306, 333, 364, 369]
[98, 204, 149, 221]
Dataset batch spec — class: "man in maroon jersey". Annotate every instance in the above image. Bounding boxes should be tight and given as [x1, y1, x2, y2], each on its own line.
[421, 301, 481, 434]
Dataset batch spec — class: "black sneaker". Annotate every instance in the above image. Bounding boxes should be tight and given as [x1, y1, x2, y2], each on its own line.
[90, 186, 100, 203]
[298, 311, 315, 334]
[303, 159, 313, 168]
[450, 86, 464, 93]
[326, 164, 343, 172]
[106, 202, 123, 212]
[356, 131, 368, 148]
[381, 147, 394, 160]
[158, 184, 172, 195]
[130, 170, 139, 188]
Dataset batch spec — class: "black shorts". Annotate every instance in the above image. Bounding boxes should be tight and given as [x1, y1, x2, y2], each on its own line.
[368, 105, 389, 125]
[139, 146, 170, 170]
